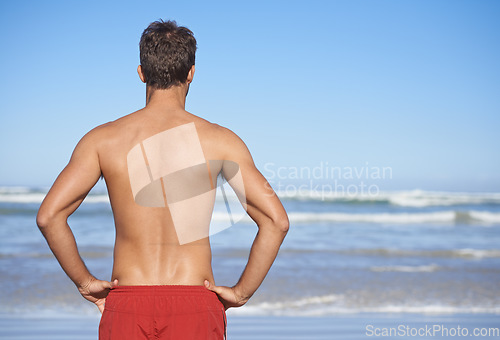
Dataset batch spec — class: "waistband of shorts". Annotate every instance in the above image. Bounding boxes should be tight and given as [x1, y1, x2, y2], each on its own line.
[109, 285, 214, 296]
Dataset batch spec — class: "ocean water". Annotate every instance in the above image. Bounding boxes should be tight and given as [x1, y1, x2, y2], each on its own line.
[1, 186, 500, 317]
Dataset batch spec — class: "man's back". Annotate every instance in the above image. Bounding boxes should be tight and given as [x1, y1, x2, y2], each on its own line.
[96, 107, 230, 286]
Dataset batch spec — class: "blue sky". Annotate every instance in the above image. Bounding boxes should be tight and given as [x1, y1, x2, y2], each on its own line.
[0, 0, 499, 191]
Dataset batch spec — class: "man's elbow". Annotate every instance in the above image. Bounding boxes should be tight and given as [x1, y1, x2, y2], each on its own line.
[36, 211, 49, 230]
[273, 214, 289, 234]
[36, 208, 56, 230]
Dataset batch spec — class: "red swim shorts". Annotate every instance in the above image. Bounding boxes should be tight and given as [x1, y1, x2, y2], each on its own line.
[99, 285, 226, 340]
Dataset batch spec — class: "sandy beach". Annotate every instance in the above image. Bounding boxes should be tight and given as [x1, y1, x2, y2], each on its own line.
[1, 313, 499, 339]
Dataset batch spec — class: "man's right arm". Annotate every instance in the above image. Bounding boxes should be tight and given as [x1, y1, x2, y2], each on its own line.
[204, 127, 289, 309]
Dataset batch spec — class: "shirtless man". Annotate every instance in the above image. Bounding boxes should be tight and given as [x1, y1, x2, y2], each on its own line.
[36, 20, 289, 339]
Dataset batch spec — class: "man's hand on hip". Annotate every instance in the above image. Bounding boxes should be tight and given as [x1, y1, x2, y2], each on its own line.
[204, 280, 249, 310]
[78, 277, 119, 314]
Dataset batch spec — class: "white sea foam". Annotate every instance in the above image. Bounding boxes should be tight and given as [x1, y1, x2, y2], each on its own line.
[244, 295, 341, 311]
[334, 248, 500, 259]
[282, 210, 499, 225]
[287, 211, 456, 224]
[2, 187, 500, 207]
[0, 186, 32, 194]
[455, 248, 500, 258]
[316, 305, 500, 315]
[227, 294, 344, 316]
[337, 248, 500, 259]
[370, 264, 439, 272]
[210, 211, 459, 224]
[8, 303, 500, 318]
[0, 193, 47, 203]
[276, 189, 500, 207]
[236, 293, 500, 316]
[281, 211, 500, 225]
[384, 190, 500, 207]
[1, 187, 500, 226]
[83, 195, 110, 203]
[228, 298, 500, 316]
[469, 211, 500, 223]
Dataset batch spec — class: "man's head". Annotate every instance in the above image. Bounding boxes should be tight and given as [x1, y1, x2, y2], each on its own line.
[138, 20, 197, 90]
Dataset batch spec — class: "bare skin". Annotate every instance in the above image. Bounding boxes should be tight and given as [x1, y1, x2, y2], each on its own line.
[36, 65, 289, 313]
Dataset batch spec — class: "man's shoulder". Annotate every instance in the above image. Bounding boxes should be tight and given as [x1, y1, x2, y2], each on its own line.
[202, 123, 252, 162]
[201, 121, 247, 149]
[87, 107, 150, 138]
[77, 115, 131, 153]
[185, 115, 250, 161]
[192, 116, 241, 143]
[81, 120, 117, 142]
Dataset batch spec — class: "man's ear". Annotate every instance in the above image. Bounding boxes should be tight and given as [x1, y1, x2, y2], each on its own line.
[186, 65, 195, 84]
[137, 65, 146, 83]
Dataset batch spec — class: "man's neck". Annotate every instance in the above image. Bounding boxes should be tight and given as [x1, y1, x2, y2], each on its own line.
[145, 84, 188, 111]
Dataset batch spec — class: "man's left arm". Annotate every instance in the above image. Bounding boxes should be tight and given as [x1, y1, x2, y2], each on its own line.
[36, 127, 117, 313]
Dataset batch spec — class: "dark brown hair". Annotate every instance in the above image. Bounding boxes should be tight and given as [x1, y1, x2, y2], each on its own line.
[139, 20, 197, 89]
